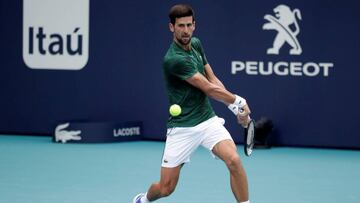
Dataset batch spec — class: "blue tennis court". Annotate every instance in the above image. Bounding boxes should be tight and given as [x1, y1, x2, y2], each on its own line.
[1, 135, 359, 203]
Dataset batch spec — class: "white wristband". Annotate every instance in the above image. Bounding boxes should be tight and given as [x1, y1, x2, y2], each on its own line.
[227, 104, 239, 116]
[233, 95, 247, 108]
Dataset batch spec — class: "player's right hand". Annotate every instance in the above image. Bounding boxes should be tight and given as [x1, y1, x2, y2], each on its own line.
[237, 104, 251, 127]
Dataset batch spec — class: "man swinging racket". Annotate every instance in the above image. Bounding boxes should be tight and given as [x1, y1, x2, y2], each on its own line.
[133, 4, 252, 203]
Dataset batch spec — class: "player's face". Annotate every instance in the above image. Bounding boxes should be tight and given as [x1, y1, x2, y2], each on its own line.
[170, 16, 195, 46]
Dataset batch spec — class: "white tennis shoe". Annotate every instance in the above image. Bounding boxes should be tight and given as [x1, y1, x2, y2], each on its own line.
[132, 193, 145, 203]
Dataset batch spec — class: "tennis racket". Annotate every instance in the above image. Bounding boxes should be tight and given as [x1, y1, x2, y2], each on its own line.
[244, 119, 255, 156]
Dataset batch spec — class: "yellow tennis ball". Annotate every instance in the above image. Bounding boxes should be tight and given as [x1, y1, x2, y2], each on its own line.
[169, 104, 182, 117]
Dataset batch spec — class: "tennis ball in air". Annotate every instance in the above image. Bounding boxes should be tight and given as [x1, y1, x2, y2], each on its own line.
[169, 104, 182, 117]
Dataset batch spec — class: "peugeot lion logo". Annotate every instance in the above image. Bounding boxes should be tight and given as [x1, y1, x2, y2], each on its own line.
[231, 4, 334, 77]
[263, 4, 302, 55]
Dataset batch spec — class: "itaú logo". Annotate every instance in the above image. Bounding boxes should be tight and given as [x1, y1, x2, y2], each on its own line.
[231, 4, 334, 77]
[22, 0, 89, 70]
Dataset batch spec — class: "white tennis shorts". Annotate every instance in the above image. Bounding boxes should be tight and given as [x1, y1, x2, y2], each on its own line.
[161, 116, 233, 168]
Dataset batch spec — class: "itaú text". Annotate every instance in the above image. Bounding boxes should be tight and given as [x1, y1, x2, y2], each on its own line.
[231, 61, 334, 77]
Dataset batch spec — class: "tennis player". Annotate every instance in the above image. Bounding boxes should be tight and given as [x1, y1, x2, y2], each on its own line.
[133, 4, 251, 203]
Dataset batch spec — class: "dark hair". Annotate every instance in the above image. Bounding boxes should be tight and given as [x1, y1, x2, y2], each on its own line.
[169, 4, 195, 25]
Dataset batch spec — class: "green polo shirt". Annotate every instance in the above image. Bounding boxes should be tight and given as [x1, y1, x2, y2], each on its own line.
[163, 37, 215, 127]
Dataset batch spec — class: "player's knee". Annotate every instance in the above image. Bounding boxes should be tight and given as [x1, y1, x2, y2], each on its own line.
[225, 153, 241, 171]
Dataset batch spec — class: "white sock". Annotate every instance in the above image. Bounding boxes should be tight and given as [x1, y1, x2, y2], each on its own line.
[239, 201, 249, 203]
[140, 192, 149, 203]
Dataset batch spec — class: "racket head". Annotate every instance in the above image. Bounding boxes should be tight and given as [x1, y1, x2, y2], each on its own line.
[244, 119, 255, 156]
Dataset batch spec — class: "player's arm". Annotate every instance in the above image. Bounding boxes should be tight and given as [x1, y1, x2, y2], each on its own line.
[186, 72, 250, 113]
[186, 72, 235, 104]
[186, 71, 251, 126]
[204, 63, 249, 113]
[204, 63, 227, 96]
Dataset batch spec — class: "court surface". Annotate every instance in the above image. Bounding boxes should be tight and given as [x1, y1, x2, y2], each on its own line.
[0, 135, 359, 203]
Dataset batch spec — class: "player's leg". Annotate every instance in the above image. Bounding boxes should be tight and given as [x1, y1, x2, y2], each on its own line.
[146, 164, 183, 201]
[200, 117, 249, 203]
[133, 161, 184, 203]
[212, 139, 249, 203]
[134, 126, 200, 203]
